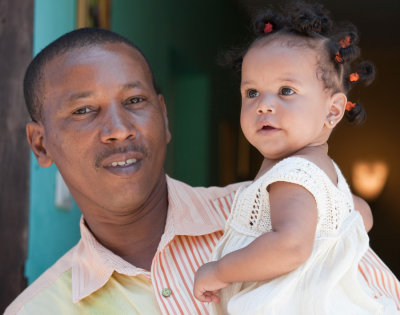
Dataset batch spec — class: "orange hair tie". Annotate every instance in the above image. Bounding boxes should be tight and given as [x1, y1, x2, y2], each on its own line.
[349, 72, 360, 82]
[339, 36, 351, 48]
[264, 22, 273, 34]
[335, 52, 343, 63]
[346, 101, 356, 111]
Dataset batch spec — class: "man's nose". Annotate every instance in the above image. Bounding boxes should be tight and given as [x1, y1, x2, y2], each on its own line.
[100, 104, 136, 143]
[257, 94, 276, 114]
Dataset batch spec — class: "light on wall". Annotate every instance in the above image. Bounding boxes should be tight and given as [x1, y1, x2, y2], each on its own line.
[352, 161, 389, 200]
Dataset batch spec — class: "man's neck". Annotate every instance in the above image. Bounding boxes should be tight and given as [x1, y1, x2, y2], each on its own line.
[82, 175, 169, 271]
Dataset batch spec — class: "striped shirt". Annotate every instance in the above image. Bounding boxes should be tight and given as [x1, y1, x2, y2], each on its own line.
[5, 176, 400, 314]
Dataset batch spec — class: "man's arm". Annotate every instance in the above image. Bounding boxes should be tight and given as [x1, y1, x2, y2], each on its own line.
[353, 194, 373, 232]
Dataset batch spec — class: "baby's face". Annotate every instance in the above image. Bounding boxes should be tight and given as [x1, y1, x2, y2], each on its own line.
[240, 40, 336, 160]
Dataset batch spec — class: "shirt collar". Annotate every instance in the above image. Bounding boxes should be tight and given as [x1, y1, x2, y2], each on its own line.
[164, 175, 227, 236]
[72, 218, 151, 302]
[72, 175, 241, 302]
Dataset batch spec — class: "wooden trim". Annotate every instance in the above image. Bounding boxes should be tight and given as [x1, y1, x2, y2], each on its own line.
[76, 0, 111, 29]
[98, 0, 111, 29]
[76, 0, 90, 28]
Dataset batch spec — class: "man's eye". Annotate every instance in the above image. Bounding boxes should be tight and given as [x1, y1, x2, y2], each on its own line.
[127, 97, 144, 104]
[73, 107, 92, 115]
[247, 89, 260, 98]
[280, 87, 295, 96]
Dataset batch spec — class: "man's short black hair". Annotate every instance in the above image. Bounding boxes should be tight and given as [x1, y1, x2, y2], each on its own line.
[24, 27, 158, 122]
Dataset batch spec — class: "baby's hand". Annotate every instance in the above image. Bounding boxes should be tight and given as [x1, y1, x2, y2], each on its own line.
[193, 261, 230, 303]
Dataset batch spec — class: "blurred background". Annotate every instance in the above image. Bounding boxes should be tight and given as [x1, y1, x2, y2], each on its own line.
[1, 0, 399, 310]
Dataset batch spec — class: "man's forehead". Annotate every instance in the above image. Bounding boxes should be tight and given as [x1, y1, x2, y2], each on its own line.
[48, 42, 148, 70]
[42, 42, 154, 92]
[39, 42, 156, 107]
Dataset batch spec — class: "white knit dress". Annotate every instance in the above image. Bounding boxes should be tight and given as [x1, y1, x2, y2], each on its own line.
[209, 157, 390, 315]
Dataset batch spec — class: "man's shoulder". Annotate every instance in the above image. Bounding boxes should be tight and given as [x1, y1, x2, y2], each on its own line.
[167, 175, 247, 201]
[5, 246, 76, 315]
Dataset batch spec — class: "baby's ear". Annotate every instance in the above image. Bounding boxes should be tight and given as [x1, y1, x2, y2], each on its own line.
[325, 92, 347, 128]
[26, 121, 53, 167]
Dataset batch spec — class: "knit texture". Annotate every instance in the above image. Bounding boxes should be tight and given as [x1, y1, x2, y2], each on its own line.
[210, 157, 395, 315]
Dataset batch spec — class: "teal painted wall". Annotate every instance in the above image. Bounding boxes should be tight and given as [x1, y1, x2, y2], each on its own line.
[25, 0, 81, 284]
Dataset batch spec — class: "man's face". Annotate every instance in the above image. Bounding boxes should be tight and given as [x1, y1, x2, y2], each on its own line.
[28, 43, 171, 214]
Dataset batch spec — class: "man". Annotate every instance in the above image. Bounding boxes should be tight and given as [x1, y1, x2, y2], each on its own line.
[6, 28, 400, 314]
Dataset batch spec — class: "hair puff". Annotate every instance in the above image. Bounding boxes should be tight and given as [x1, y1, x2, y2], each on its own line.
[253, 10, 286, 36]
[287, 1, 332, 36]
[346, 102, 366, 125]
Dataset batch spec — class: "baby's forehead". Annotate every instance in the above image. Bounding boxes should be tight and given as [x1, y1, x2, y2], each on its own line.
[244, 39, 320, 68]
[245, 34, 328, 69]
[251, 33, 320, 52]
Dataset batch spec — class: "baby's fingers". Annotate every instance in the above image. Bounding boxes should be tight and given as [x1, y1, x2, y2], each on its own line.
[207, 291, 221, 303]
[194, 289, 220, 303]
[203, 291, 220, 303]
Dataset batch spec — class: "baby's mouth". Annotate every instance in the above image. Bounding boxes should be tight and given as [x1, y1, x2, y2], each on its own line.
[261, 125, 275, 131]
[257, 122, 280, 134]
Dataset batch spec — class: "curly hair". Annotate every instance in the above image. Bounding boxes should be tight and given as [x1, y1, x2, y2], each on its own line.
[223, 1, 375, 125]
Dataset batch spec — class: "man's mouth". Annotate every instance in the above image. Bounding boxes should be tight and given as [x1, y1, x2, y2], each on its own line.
[101, 154, 143, 177]
[95, 143, 148, 169]
[99, 152, 144, 171]
[110, 158, 137, 167]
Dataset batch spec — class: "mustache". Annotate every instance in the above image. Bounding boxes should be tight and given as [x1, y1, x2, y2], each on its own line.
[94, 143, 148, 167]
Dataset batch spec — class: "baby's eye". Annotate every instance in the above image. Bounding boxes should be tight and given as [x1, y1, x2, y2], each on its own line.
[280, 87, 295, 96]
[247, 89, 260, 98]
[73, 107, 92, 115]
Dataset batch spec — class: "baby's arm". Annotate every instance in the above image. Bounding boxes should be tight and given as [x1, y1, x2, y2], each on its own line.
[352, 194, 373, 232]
[193, 182, 318, 302]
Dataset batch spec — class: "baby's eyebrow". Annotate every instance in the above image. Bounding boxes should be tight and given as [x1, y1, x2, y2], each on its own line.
[241, 76, 303, 87]
[240, 79, 255, 87]
[277, 76, 302, 85]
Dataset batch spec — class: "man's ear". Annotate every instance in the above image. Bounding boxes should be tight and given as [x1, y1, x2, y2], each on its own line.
[325, 92, 347, 128]
[26, 121, 53, 167]
[158, 94, 172, 144]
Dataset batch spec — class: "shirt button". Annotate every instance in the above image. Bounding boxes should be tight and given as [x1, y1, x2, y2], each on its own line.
[162, 288, 172, 297]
